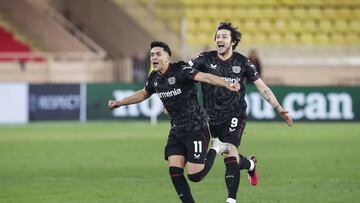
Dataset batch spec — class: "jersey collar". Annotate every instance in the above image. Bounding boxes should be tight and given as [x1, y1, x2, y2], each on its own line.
[157, 63, 172, 77]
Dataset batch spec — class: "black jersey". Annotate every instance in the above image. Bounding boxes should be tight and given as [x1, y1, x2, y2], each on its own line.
[145, 61, 208, 132]
[188, 51, 260, 125]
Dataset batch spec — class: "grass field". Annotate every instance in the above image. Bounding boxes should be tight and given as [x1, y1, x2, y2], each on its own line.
[0, 121, 359, 203]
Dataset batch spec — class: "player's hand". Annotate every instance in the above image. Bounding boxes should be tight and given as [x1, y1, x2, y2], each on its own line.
[279, 111, 293, 127]
[229, 83, 240, 91]
[108, 100, 120, 109]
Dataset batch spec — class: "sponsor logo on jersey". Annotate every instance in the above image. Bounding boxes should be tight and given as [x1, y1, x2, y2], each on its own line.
[157, 88, 182, 98]
[232, 66, 241, 73]
[168, 77, 176, 85]
[222, 77, 241, 84]
[194, 154, 201, 159]
[154, 82, 158, 87]
[229, 127, 236, 132]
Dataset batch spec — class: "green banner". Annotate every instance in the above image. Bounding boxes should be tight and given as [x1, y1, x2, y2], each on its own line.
[245, 85, 360, 121]
[87, 83, 166, 120]
[87, 84, 360, 121]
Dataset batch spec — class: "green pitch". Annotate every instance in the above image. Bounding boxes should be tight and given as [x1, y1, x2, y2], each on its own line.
[0, 121, 359, 203]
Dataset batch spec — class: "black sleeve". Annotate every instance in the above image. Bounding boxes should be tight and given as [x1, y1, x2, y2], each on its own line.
[187, 52, 207, 72]
[144, 75, 155, 94]
[244, 59, 261, 82]
[178, 63, 200, 81]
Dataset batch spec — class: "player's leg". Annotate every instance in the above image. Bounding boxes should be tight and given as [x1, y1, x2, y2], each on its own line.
[239, 154, 251, 170]
[165, 131, 195, 203]
[210, 116, 246, 203]
[185, 127, 229, 182]
[223, 144, 240, 203]
[238, 153, 258, 186]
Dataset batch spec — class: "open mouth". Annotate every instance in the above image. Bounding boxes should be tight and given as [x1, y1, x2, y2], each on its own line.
[217, 44, 225, 49]
[152, 62, 159, 66]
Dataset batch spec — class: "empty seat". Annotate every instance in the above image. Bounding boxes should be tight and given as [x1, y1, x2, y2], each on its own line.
[274, 19, 288, 33]
[293, 8, 307, 19]
[345, 33, 360, 44]
[299, 33, 315, 44]
[331, 33, 346, 44]
[334, 20, 349, 33]
[269, 33, 283, 44]
[307, 8, 323, 20]
[319, 20, 333, 33]
[288, 20, 303, 32]
[315, 33, 329, 44]
[283, 33, 298, 44]
[303, 20, 318, 33]
[258, 20, 273, 33]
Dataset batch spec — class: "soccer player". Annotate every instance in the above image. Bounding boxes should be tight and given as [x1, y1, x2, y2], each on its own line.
[108, 41, 241, 203]
[187, 22, 293, 203]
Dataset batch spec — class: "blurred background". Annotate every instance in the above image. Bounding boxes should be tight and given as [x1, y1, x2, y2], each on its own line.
[0, 0, 359, 123]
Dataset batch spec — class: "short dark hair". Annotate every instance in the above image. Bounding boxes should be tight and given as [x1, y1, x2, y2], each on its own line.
[150, 41, 171, 56]
[214, 22, 242, 50]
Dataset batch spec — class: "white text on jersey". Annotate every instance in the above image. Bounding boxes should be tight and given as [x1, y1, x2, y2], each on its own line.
[157, 88, 182, 98]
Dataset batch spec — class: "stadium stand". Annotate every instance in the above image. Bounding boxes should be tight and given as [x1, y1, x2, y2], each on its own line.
[112, 0, 359, 86]
[136, 0, 360, 46]
[0, 0, 359, 85]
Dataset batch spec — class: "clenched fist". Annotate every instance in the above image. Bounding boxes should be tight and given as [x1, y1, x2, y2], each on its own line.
[108, 100, 120, 109]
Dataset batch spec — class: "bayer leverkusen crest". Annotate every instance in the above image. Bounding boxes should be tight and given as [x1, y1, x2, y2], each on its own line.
[168, 77, 176, 85]
[232, 66, 241, 73]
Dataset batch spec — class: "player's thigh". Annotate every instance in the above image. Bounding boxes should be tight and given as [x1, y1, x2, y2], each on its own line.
[164, 129, 187, 163]
[168, 155, 186, 168]
[183, 127, 210, 173]
[187, 162, 205, 174]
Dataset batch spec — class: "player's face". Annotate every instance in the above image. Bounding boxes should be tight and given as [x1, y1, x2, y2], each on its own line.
[215, 29, 233, 55]
[150, 47, 170, 73]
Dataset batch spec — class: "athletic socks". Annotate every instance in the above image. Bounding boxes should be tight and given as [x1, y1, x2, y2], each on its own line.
[169, 167, 195, 203]
[202, 148, 217, 177]
[239, 154, 251, 170]
[224, 156, 240, 200]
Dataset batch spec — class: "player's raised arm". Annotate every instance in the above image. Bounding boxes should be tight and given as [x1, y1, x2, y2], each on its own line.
[194, 72, 240, 92]
[108, 88, 151, 109]
[253, 78, 293, 127]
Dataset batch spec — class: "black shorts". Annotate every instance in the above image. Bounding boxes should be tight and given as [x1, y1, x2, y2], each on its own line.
[164, 127, 210, 164]
[209, 116, 246, 148]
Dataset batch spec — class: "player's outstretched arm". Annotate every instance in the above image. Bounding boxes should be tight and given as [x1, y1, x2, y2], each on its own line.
[194, 72, 240, 91]
[254, 78, 293, 127]
[108, 89, 151, 109]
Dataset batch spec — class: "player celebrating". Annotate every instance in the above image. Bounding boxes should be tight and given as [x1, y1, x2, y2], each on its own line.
[108, 41, 240, 203]
[188, 22, 293, 203]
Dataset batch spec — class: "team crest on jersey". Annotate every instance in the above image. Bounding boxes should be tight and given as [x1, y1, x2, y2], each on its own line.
[168, 77, 176, 85]
[232, 66, 241, 73]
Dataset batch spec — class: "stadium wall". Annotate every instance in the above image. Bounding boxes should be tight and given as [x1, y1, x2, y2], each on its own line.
[0, 83, 359, 124]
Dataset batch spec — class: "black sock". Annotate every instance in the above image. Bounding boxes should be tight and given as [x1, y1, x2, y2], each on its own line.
[188, 149, 217, 182]
[239, 154, 251, 170]
[169, 167, 195, 203]
[224, 157, 240, 200]
[202, 148, 217, 177]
